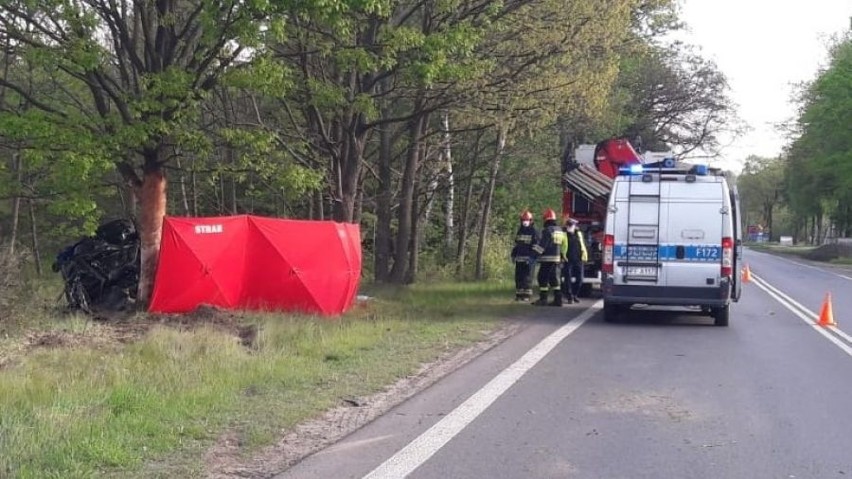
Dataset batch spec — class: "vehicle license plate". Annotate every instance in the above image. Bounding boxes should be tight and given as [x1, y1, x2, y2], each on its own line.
[626, 266, 657, 277]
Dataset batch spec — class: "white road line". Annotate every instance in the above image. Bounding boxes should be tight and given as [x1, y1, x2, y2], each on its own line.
[752, 273, 821, 320]
[831, 326, 852, 345]
[751, 273, 851, 343]
[748, 249, 852, 281]
[751, 274, 852, 358]
[362, 301, 603, 479]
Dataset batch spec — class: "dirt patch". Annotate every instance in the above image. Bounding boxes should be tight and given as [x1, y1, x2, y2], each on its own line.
[25, 328, 121, 350]
[151, 305, 255, 345]
[203, 321, 522, 479]
[806, 243, 852, 262]
[2, 306, 260, 370]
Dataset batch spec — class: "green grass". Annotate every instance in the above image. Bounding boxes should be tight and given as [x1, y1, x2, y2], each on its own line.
[0, 281, 523, 478]
[830, 257, 852, 265]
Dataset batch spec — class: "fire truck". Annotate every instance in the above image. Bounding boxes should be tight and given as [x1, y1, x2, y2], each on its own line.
[561, 138, 672, 296]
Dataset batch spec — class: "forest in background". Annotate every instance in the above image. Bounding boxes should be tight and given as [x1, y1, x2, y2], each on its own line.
[0, 0, 738, 304]
[736, 33, 851, 243]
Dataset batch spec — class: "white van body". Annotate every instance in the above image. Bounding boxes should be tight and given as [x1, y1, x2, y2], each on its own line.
[601, 163, 742, 326]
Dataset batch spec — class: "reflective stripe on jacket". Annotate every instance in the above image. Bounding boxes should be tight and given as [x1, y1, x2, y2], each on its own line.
[534, 226, 567, 263]
[512, 224, 539, 261]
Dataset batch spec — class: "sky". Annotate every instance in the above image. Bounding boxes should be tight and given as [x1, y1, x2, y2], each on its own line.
[676, 0, 851, 173]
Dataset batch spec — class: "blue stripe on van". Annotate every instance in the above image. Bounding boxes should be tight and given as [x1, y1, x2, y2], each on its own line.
[614, 244, 722, 262]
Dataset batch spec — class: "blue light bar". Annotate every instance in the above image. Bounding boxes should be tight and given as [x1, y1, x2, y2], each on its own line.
[617, 164, 646, 175]
[691, 164, 708, 175]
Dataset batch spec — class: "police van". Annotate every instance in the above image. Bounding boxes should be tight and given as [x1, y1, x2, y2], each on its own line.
[601, 160, 743, 326]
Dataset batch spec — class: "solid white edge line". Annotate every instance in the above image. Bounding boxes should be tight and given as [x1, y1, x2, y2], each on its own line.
[750, 276, 852, 358]
[751, 273, 819, 320]
[751, 273, 852, 343]
[830, 326, 852, 345]
[362, 301, 603, 479]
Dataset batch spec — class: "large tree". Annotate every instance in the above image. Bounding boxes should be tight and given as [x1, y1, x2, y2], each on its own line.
[0, 0, 275, 302]
[610, 42, 739, 156]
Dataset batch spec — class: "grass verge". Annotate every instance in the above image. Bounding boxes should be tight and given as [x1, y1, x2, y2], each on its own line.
[0, 281, 524, 478]
[746, 242, 816, 258]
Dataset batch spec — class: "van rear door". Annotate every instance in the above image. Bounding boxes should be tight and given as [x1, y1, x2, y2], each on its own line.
[611, 176, 665, 286]
[730, 183, 743, 301]
[661, 180, 725, 289]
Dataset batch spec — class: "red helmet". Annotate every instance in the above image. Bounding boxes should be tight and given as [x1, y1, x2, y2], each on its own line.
[543, 208, 557, 222]
[520, 210, 533, 222]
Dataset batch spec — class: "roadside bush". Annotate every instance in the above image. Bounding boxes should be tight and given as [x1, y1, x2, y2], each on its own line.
[806, 243, 852, 262]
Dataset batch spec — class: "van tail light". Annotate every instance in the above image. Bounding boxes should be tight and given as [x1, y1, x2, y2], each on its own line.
[721, 236, 733, 277]
[603, 234, 614, 274]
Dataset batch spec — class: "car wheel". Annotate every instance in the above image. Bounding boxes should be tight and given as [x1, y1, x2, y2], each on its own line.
[604, 302, 622, 323]
[713, 304, 730, 327]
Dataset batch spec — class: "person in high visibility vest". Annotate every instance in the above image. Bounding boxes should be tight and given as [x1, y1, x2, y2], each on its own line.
[531, 208, 567, 306]
[511, 209, 539, 301]
[561, 217, 589, 303]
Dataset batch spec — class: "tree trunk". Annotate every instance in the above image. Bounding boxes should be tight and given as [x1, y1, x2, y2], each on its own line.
[846, 204, 851, 237]
[475, 126, 507, 280]
[422, 175, 439, 227]
[456, 131, 483, 275]
[390, 110, 427, 283]
[28, 198, 42, 275]
[332, 127, 365, 223]
[137, 155, 167, 306]
[230, 175, 238, 214]
[8, 153, 22, 255]
[355, 188, 364, 224]
[191, 167, 198, 216]
[442, 110, 455, 260]
[407, 183, 421, 284]
[313, 189, 325, 220]
[222, 91, 239, 215]
[374, 118, 394, 282]
[176, 156, 190, 215]
[218, 172, 226, 213]
[766, 203, 773, 242]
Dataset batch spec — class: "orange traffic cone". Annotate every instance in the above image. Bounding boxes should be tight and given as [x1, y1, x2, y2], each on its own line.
[741, 264, 752, 283]
[817, 293, 836, 327]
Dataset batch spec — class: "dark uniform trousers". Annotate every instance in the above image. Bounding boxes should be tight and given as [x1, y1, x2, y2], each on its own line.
[537, 261, 561, 296]
[515, 261, 533, 299]
[563, 261, 584, 297]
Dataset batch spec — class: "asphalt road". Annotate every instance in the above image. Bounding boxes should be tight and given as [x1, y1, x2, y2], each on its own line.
[278, 249, 852, 479]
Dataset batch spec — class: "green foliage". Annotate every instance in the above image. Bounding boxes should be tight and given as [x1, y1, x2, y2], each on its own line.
[737, 156, 787, 239]
[0, 0, 724, 286]
[783, 35, 852, 239]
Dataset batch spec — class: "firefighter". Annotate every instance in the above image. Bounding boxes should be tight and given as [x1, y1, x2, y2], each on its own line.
[561, 217, 589, 304]
[531, 208, 567, 306]
[511, 209, 539, 301]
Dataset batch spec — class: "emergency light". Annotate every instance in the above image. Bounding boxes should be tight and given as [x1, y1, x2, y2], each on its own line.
[617, 161, 711, 176]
